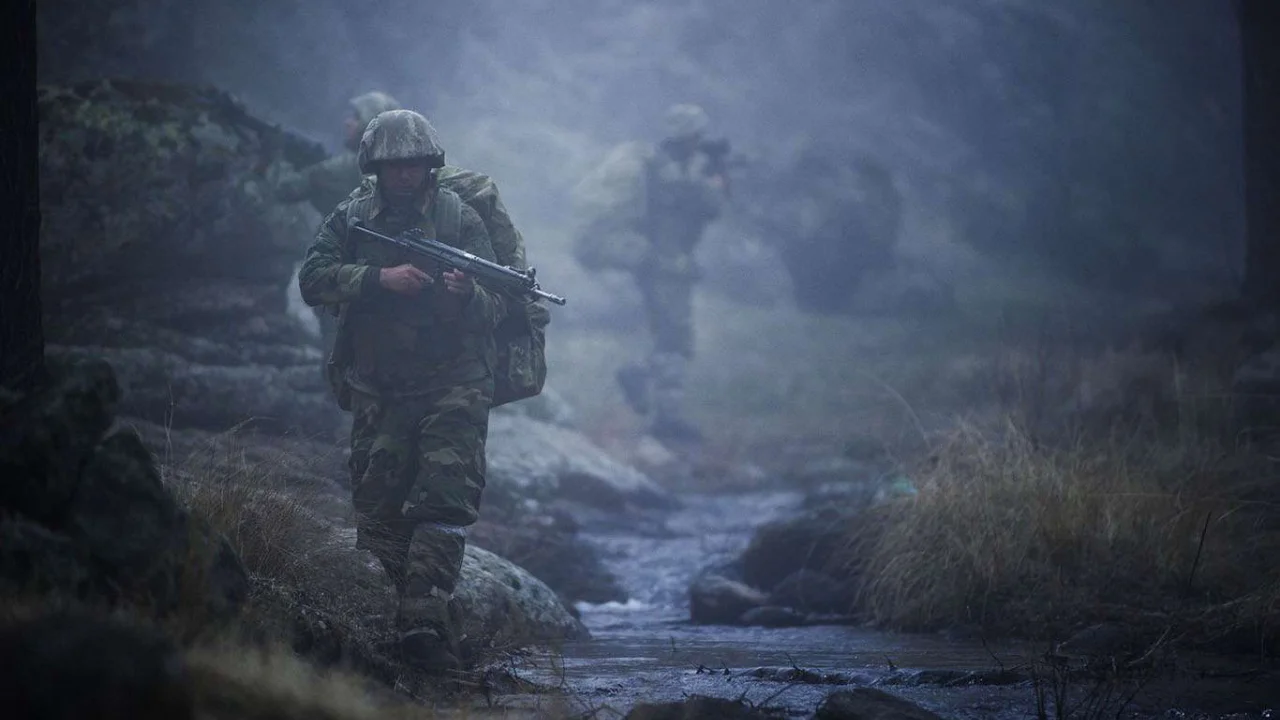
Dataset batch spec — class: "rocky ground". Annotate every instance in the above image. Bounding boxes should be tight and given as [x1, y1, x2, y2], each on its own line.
[18, 77, 687, 712]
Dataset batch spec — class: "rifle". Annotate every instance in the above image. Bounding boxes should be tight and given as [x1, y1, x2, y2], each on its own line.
[698, 138, 748, 197]
[350, 221, 567, 306]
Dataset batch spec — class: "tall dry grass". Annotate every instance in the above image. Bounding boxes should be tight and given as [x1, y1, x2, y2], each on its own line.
[155, 422, 337, 587]
[841, 342, 1280, 647]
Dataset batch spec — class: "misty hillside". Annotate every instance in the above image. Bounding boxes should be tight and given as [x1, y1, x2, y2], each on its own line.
[39, 0, 1242, 298]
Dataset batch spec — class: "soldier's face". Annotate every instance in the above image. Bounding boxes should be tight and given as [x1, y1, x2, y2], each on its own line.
[378, 160, 431, 202]
[343, 113, 363, 148]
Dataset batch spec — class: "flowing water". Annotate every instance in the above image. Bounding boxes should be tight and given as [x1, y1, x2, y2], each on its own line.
[497, 490, 1277, 719]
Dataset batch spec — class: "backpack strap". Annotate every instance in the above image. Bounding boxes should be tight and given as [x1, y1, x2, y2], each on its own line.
[433, 186, 463, 246]
[339, 188, 377, 262]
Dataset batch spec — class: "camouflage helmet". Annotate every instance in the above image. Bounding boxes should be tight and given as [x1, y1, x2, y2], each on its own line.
[357, 109, 446, 174]
[663, 103, 710, 140]
[348, 91, 401, 128]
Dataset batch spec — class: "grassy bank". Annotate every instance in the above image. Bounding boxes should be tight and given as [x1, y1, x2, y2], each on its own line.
[835, 346, 1280, 653]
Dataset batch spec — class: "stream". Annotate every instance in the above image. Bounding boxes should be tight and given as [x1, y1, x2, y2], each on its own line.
[498, 489, 1278, 719]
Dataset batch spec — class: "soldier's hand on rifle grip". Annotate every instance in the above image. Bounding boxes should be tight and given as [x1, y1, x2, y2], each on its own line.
[379, 264, 432, 296]
[442, 269, 475, 298]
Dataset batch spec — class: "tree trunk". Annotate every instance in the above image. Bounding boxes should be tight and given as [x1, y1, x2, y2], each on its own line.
[1239, 0, 1280, 311]
[0, 0, 45, 394]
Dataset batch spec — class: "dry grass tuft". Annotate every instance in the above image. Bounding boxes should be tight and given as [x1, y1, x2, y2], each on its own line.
[186, 640, 432, 720]
[843, 356, 1280, 645]
[157, 423, 338, 585]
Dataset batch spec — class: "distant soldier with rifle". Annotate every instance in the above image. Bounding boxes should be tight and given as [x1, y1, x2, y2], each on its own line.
[298, 109, 554, 672]
[274, 91, 403, 215]
[571, 103, 733, 444]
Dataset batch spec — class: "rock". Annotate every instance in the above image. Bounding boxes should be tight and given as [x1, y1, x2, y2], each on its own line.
[38, 79, 337, 437]
[744, 666, 873, 685]
[0, 517, 96, 598]
[469, 515, 627, 605]
[0, 610, 194, 720]
[485, 414, 675, 517]
[0, 353, 120, 524]
[0, 355, 249, 623]
[768, 569, 854, 615]
[877, 668, 1028, 687]
[814, 688, 945, 720]
[739, 508, 851, 594]
[689, 570, 768, 625]
[739, 606, 807, 628]
[626, 696, 786, 720]
[454, 545, 590, 647]
[64, 345, 335, 437]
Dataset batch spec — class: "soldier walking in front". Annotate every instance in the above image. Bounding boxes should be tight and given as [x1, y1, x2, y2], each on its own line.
[298, 109, 506, 671]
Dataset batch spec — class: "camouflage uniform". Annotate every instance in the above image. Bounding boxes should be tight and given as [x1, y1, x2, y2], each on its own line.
[298, 110, 506, 671]
[572, 104, 729, 442]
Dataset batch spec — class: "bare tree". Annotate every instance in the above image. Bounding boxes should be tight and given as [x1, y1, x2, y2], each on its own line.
[1238, 0, 1280, 311]
[0, 0, 44, 394]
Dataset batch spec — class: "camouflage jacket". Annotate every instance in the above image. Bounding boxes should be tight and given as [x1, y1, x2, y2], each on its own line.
[275, 151, 363, 216]
[570, 141, 727, 278]
[298, 180, 507, 397]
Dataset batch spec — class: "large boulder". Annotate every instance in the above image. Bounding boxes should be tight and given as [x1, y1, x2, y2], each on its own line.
[813, 689, 945, 720]
[739, 507, 850, 593]
[0, 354, 248, 623]
[484, 413, 676, 520]
[626, 696, 786, 720]
[469, 513, 627, 605]
[688, 568, 769, 625]
[454, 545, 590, 647]
[38, 78, 335, 437]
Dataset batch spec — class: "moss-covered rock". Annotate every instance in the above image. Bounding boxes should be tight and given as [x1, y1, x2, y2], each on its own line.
[38, 79, 337, 436]
[0, 353, 248, 623]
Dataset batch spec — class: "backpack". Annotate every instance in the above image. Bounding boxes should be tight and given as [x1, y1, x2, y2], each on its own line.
[491, 298, 549, 408]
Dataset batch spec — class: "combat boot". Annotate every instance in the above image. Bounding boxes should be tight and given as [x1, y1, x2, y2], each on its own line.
[397, 587, 462, 674]
[647, 352, 701, 445]
[400, 625, 461, 673]
[398, 523, 469, 673]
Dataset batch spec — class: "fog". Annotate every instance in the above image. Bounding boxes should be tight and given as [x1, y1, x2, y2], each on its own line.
[26, 4, 1280, 714]
[36, 0, 1246, 440]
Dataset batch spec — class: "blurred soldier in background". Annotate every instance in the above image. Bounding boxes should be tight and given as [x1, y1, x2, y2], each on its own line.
[571, 103, 732, 444]
[755, 145, 904, 314]
[275, 91, 403, 403]
[275, 91, 403, 214]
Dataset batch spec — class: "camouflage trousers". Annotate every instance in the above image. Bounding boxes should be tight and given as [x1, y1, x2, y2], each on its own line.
[637, 271, 695, 359]
[618, 272, 696, 436]
[347, 381, 491, 634]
